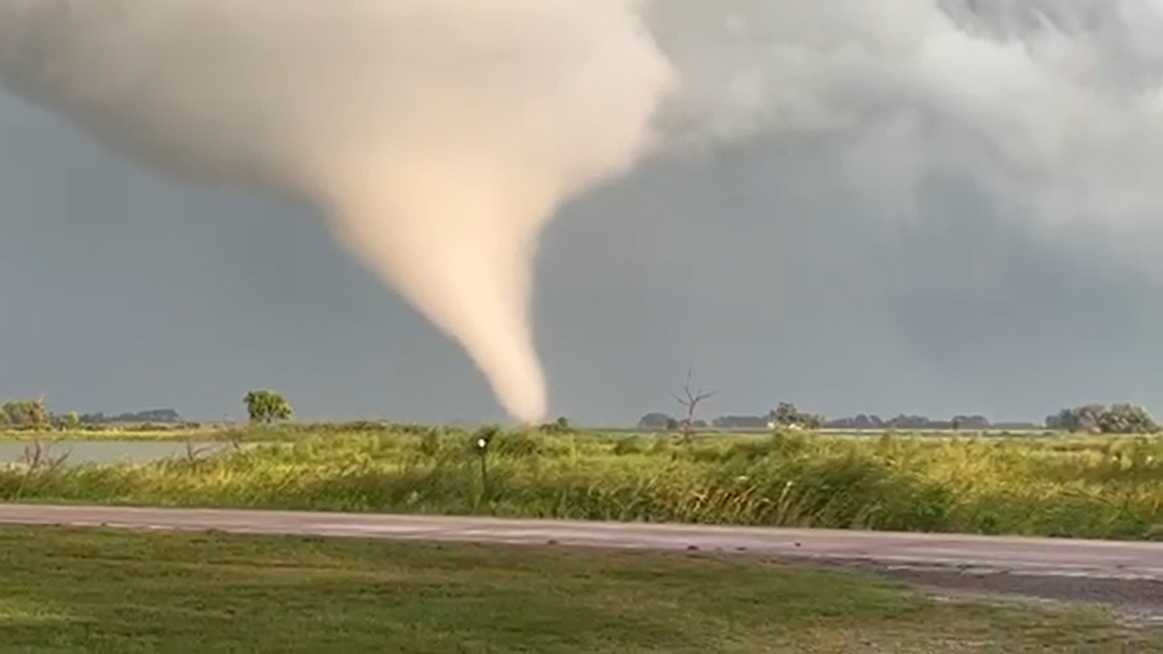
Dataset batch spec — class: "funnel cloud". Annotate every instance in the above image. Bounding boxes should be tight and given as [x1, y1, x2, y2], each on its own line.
[0, 0, 677, 423]
[3, 1, 1163, 422]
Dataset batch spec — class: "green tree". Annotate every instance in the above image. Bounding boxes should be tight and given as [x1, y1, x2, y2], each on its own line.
[1046, 404, 1104, 433]
[2, 397, 50, 431]
[61, 411, 81, 430]
[1099, 403, 1157, 435]
[243, 390, 293, 424]
[538, 416, 575, 435]
[2, 400, 28, 426]
[1047, 403, 1156, 435]
[636, 412, 676, 430]
[768, 402, 825, 430]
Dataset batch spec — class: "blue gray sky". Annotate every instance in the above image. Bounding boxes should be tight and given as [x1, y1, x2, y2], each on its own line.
[2, 1, 1163, 424]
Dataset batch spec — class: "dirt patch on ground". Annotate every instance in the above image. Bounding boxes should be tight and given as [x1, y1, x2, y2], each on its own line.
[811, 559, 1163, 629]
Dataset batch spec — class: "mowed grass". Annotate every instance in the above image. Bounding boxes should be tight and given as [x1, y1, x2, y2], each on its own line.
[2, 425, 1163, 539]
[0, 526, 1154, 653]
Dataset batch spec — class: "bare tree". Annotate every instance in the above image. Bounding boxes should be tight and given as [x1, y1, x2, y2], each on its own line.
[672, 368, 716, 442]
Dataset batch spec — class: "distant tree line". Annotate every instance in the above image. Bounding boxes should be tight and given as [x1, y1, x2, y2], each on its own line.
[639, 401, 1159, 434]
[0, 389, 298, 429]
[78, 408, 183, 424]
[2, 390, 1159, 436]
[0, 398, 187, 431]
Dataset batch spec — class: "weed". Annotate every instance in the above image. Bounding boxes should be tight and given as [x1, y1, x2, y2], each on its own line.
[1, 428, 1161, 539]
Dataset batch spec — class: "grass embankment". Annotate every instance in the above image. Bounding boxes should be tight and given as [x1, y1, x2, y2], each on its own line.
[0, 526, 1154, 653]
[2, 426, 1162, 540]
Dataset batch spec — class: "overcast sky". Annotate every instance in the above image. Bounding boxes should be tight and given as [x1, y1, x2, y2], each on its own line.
[3, 2, 1163, 425]
[2, 92, 1160, 425]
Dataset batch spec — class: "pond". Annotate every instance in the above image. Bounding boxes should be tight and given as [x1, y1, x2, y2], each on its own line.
[0, 441, 240, 466]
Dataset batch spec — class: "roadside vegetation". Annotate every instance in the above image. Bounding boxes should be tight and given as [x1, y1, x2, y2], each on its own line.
[1, 423, 1161, 540]
[0, 526, 1155, 653]
[0, 387, 1159, 540]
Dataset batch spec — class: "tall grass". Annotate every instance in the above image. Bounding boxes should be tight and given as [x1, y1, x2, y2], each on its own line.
[1, 427, 1160, 540]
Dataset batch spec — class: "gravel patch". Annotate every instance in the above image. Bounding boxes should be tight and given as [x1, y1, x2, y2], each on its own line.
[814, 559, 1163, 629]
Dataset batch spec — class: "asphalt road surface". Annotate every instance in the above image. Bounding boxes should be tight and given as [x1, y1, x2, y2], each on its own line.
[0, 503, 1158, 577]
[3, 503, 1163, 619]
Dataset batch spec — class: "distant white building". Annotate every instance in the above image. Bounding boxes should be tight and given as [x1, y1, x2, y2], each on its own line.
[768, 422, 802, 430]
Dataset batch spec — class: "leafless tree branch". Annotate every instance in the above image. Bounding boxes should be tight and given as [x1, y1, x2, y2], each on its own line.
[673, 367, 716, 442]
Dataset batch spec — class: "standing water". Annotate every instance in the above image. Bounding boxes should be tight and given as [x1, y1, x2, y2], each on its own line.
[0, 441, 237, 466]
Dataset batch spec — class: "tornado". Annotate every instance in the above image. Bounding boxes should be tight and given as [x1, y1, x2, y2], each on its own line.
[6, 1, 1163, 421]
[0, 0, 678, 423]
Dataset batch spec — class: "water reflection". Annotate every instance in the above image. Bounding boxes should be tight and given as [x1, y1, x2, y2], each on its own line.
[0, 441, 239, 466]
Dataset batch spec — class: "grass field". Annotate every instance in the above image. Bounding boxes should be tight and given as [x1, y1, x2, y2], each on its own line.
[1, 424, 1162, 540]
[0, 526, 1155, 653]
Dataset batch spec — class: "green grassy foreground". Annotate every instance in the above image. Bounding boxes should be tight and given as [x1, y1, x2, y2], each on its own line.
[0, 526, 1154, 653]
[2, 425, 1162, 539]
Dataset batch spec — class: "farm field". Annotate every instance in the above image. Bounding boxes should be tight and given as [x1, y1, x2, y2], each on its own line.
[1, 423, 1161, 540]
[0, 525, 1156, 653]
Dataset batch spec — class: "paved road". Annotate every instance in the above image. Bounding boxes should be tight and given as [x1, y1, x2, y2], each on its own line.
[1, 503, 1161, 580]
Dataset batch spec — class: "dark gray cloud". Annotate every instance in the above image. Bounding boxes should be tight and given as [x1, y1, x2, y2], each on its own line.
[3, 1, 1163, 424]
